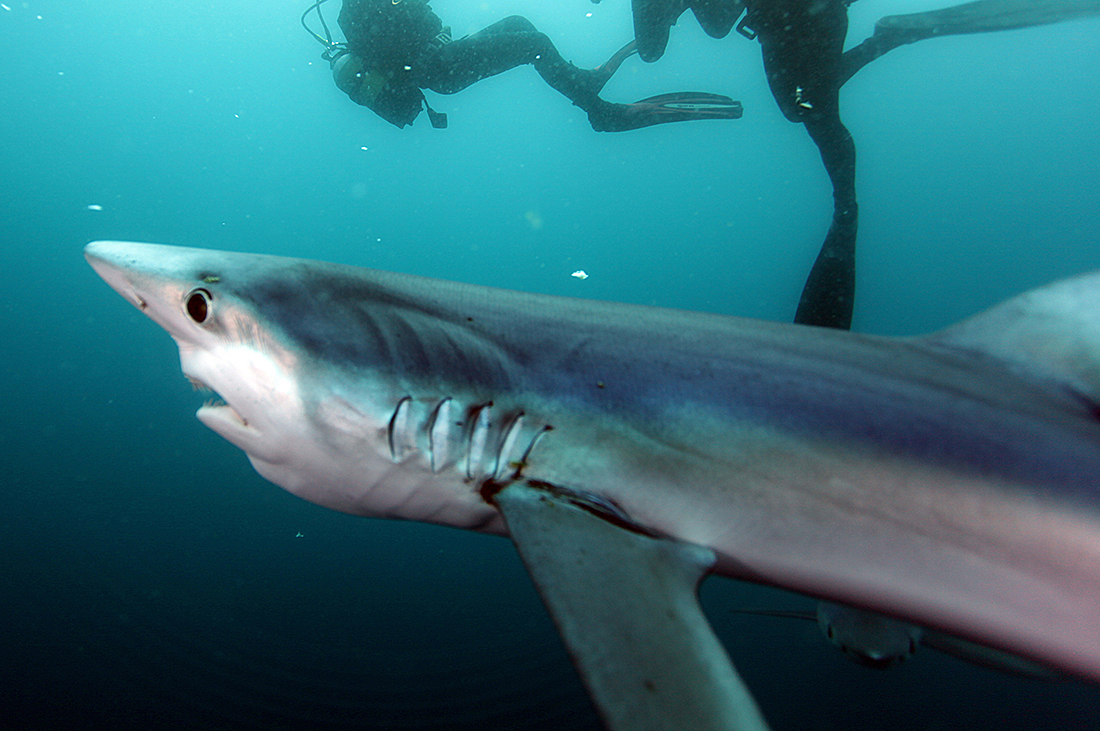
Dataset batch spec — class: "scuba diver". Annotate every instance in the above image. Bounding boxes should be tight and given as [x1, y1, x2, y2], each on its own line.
[302, 0, 744, 132]
[598, 0, 1100, 329]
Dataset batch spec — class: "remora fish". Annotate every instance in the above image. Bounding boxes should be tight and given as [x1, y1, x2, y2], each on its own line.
[86, 241, 1100, 728]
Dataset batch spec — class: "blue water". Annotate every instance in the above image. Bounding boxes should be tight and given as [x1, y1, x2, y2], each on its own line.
[3, 0, 1100, 728]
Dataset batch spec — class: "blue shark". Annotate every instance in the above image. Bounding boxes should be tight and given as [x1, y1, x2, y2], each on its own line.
[85, 241, 1100, 727]
[737, 601, 1070, 677]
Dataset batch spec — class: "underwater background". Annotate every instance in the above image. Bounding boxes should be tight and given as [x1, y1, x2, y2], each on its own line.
[3, 0, 1100, 728]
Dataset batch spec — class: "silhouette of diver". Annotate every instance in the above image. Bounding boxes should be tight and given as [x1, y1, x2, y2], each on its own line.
[327, 0, 743, 132]
[598, 0, 1100, 329]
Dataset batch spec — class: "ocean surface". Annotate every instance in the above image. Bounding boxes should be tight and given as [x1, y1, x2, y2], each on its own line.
[3, 0, 1100, 728]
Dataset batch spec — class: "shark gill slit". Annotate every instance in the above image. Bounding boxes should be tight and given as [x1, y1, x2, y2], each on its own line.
[476, 424, 554, 504]
[426, 397, 453, 472]
[492, 411, 526, 479]
[465, 402, 493, 480]
[386, 396, 413, 462]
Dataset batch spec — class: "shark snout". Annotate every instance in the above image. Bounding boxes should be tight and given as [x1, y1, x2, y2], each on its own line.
[85, 241, 145, 309]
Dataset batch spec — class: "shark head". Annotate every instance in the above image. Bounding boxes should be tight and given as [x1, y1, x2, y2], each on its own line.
[85, 241, 508, 529]
[85, 241, 319, 470]
[86, 241, 305, 459]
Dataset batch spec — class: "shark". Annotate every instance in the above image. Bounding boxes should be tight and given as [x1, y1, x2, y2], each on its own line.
[85, 241, 1100, 730]
[735, 600, 1070, 677]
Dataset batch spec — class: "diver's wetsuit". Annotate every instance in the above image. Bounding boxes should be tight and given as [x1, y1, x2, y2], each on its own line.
[627, 0, 745, 62]
[337, 0, 442, 127]
[420, 18, 603, 103]
[619, 0, 858, 328]
[744, 0, 857, 330]
[337, 0, 616, 129]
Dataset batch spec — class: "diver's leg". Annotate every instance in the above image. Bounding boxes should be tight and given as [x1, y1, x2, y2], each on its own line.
[795, 114, 857, 330]
[750, 0, 856, 329]
[632, 0, 689, 62]
[421, 16, 605, 104]
[838, 36, 907, 87]
[421, 16, 637, 130]
[690, 0, 744, 39]
[631, 0, 741, 60]
[594, 41, 639, 93]
[750, 0, 847, 123]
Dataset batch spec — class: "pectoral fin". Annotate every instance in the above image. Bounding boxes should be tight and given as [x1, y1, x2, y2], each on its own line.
[495, 483, 769, 731]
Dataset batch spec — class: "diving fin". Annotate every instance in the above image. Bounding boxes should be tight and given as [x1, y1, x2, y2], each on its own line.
[593, 40, 639, 94]
[841, 0, 1100, 85]
[875, 0, 1100, 40]
[599, 92, 743, 132]
[495, 482, 769, 731]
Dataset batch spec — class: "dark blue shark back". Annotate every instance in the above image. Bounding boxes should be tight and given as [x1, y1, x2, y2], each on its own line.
[207, 254, 1100, 504]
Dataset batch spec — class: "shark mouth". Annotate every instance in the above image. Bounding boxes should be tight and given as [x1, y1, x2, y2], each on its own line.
[186, 375, 250, 428]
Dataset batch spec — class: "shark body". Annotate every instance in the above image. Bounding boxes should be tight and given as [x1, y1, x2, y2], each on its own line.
[85, 241, 1100, 704]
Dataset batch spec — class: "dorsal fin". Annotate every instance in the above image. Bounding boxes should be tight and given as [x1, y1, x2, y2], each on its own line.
[926, 270, 1100, 404]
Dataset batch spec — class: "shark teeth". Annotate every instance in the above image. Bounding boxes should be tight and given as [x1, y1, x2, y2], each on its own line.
[188, 376, 227, 406]
[186, 375, 245, 425]
[199, 393, 248, 427]
[187, 375, 212, 392]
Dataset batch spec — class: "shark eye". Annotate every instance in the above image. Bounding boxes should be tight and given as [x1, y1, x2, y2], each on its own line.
[185, 288, 213, 323]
